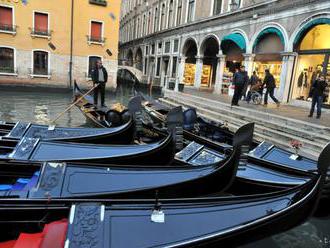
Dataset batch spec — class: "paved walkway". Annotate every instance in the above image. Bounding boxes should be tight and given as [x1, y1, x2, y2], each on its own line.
[183, 88, 330, 127]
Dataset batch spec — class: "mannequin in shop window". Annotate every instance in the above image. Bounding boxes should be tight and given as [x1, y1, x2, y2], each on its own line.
[297, 69, 308, 100]
[308, 75, 327, 119]
[308, 66, 322, 99]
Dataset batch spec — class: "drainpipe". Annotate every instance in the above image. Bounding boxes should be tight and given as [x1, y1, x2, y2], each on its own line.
[69, 0, 74, 88]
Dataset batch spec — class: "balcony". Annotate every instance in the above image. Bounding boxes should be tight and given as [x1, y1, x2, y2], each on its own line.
[0, 67, 18, 76]
[87, 35, 106, 46]
[89, 0, 107, 7]
[0, 23, 17, 35]
[30, 28, 52, 40]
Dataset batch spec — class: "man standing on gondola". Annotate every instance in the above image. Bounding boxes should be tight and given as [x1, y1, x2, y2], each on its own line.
[91, 60, 108, 108]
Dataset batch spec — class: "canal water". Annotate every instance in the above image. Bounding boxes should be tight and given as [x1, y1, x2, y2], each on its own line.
[0, 85, 329, 247]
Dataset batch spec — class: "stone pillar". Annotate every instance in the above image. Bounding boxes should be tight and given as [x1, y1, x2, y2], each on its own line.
[175, 55, 185, 91]
[278, 52, 298, 103]
[194, 56, 203, 89]
[214, 54, 226, 94]
[243, 54, 255, 77]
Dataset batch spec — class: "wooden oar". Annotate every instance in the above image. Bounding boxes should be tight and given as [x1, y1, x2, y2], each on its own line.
[48, 84, 99, 130]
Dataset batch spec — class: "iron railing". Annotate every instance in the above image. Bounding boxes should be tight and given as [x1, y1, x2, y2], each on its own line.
[87, 35, 106, 44]
[0, 67, 17, 74]
[0, 23, 16, 33]
[89, 0, 107, 6]
[30, 28, 52, 37]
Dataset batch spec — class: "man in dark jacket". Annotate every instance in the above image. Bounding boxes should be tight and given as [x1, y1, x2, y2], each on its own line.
[308, 75, 327, 119]
[263, 69, 280, 107]
[231, 65, 249, 106]
[91, 60, 108, 107]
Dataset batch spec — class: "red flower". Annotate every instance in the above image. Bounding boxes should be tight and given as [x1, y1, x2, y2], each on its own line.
[290, 140, 303, 149]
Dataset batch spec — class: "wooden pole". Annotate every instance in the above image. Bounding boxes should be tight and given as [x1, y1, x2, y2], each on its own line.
[50, 84, 98, 125]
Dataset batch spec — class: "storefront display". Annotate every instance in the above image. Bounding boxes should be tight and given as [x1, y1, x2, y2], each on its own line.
[253, 62, 282, 88]
[292, 24, 330, 107]
[184, 63, 196, 86]
[201, 65, 212, 88]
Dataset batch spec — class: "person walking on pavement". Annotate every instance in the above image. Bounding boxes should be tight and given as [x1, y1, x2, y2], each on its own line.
[263, 69, 280, 107]
[231, 65, 249, 106]
[91, 59, 108, 108]
[308, 75, 327, 119]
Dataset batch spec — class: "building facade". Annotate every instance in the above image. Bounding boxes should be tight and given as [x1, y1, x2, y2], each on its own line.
[0, 0, 121, 88]
[119, 0, 330, 108]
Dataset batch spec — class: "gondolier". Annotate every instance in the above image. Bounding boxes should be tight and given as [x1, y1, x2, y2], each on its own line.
[91, 60, 108, 107]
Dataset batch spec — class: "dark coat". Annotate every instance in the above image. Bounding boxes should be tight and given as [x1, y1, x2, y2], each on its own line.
[263, 73, 276, 89]
[233, 71, 249, 86]
[91, 66, 108, 84]
[311, 79, 327, 97]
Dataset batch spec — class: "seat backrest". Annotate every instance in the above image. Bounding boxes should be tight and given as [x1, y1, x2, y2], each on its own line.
[183, 108, 197, 130]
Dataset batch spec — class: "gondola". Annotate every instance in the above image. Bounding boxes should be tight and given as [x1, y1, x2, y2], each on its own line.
[0, 119, 135, 145]
[0, 143, 329, 247]
[0, 123, 252, 201]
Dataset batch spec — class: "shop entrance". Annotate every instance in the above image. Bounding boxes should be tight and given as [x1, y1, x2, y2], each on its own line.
[182, 39, 198, 86]
[292, 24, 330, 107]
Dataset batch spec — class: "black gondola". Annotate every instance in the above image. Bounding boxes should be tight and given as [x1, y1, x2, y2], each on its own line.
[0, 123, 253, 201]
[0, 143, 329, 247]
[0, 119, 135, 145]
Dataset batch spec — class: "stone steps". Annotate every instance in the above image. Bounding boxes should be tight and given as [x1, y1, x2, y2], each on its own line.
[160, 90, 330, 159]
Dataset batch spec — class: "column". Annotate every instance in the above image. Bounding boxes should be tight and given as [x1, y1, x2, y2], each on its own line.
[194, 56, 203, 89]
[175, 55, 185, 91]
[243, 54, 255, 77]
[214, 54, 226, 94]
[278, 52, 298, 103]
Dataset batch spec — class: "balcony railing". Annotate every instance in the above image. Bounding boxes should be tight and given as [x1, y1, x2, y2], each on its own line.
[89, 0, 107, 6]
[0, 23, 17, 34]
[87, 35, 106, 45]
[28, 68, 52, 79]
[30, 28, 52, 39]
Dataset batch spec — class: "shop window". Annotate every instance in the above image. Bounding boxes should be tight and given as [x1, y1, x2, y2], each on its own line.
[184, 63, 195, 86]
[33, 51, 49, 75]
[172, 56, 177, 78]
[187, 0, 195, 23]
[89, 21, 104, 43]
[298, 25, 330, 51]
[173, 39, 179, 53]
[213, 0, 222, 15]
[0, 47, 14, 73]
[156, 57, 161, 76]
[33, 12, 49, 36]
[0, 6, 15, 32]
[164, 41, 171, 54]
[88, 56, 102, 78]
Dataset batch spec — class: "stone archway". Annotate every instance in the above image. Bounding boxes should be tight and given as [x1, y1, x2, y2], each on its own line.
[134, 47, 143, 71]
[181, 38, 198, 86]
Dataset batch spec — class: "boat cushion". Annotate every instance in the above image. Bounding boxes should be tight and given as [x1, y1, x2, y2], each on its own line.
[0, 240, 16, 248]
[11, 179, 30, 190]
[0, 185, 12, 191]
[40, 219, 68, 248]
[13, 233, 43, 248]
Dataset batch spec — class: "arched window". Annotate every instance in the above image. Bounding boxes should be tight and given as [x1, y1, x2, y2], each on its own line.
[33, 50, 49, 75]
[177, 0, 182, 25]
[88, 56, 102, 78]
[0, 47, 14, 73]
[168, 0, 174, 28]
[160, 3, 166, 30]
[154, 7, 158, 32]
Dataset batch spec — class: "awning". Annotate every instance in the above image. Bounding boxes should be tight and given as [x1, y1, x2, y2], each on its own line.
[253, 27, 285, 49]
[294, 18, 330, 46]
[221, 33, 246, 52]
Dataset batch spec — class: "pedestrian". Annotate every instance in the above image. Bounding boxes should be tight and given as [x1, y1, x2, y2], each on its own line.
[246, 79, 263, 104]
[263, 69, 280, 107]
[91, 59, 108, 108]
[308, 75, 327, 119]
[250, 71, 259, 86]
[231, 65, 249, 106]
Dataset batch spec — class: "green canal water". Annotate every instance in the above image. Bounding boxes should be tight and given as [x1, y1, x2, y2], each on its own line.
[0, 85, 329, 247]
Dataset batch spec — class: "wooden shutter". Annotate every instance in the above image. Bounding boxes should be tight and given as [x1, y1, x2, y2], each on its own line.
[0, 6, 13, 26]
[91, 21, 102, 39]
[34, 12, 48, 32]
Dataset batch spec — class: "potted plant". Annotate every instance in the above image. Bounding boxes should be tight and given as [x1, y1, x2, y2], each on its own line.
[289, 139, 303, 160]
[178, 83, 184, 92]
[168, 80, 175, 90]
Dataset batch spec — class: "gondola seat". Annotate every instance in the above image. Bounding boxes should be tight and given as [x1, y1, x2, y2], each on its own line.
[0, 171, 40, 192]
[183, 108, 198, 131]
[0, 219, 68, 248]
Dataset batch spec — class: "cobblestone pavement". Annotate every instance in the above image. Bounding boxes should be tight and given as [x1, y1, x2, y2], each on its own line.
[183, 88, 330, 127]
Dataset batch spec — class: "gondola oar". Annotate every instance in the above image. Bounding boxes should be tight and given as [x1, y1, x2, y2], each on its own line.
[48, 83, 99, 130]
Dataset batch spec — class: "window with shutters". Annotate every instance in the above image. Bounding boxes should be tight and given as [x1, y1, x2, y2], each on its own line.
[0, 6, 15, 33]
[31, 12, 51, 38]
[88, 21, 105, 45]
